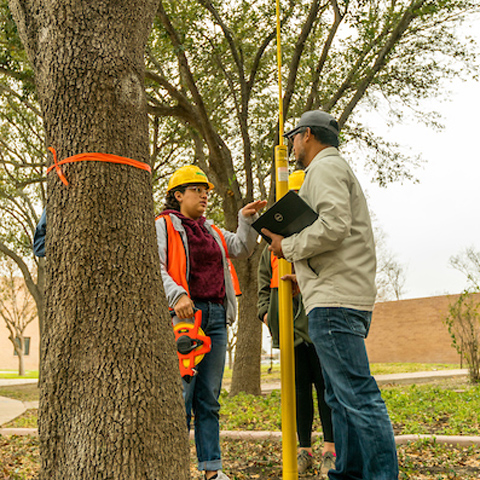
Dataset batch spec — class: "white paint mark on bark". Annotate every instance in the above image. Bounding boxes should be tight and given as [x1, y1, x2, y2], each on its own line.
[119, 73, 143, 107]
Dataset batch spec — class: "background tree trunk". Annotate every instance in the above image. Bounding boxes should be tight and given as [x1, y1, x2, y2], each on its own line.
[9, 1, 190, 478]
[230, 250, 262, 396]
[17, 343, 25, 377]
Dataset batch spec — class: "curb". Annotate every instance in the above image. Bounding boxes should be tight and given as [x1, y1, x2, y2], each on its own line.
[1, 428, 480, 447]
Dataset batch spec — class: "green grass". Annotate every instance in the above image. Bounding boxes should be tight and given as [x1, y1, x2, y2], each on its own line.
[370, 363, 460, 375]
[0, 364, 459, 383]
[222, 364, 282, 380]
[0, 363, 461, 404]
[2, 409, 37, 428]
[218, 378, 480, 436]
[0, 384, 39, 402]
[0, 371, 38, 379]
[2, 366, 475, 446]
[6, 378, 477, 436]
[384, 381, 480, 435]
[221, 363, 461, 386]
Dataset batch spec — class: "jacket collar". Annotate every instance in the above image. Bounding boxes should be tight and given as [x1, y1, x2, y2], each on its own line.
[305, 146, 339, 173]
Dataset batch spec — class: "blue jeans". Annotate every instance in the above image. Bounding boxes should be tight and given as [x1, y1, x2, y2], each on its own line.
[308, 307, 398, 480]
[183, 301, 227, 472]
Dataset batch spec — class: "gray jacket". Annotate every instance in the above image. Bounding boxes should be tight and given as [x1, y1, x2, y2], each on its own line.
[155, 211, 258, 324]
[282, 147, 377, 313]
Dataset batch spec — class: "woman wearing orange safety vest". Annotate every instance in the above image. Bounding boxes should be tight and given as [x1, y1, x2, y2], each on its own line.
[155, 165, 266, 480]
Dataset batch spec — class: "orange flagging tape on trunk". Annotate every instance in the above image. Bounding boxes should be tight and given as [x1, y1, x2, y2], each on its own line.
[46, 147, 152, 186]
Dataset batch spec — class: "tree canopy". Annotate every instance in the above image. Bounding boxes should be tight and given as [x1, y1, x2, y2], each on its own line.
[146, 0, 479, 216]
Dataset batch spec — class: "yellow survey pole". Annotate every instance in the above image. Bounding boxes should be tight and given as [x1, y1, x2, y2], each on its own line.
[275, 0, 298, 478]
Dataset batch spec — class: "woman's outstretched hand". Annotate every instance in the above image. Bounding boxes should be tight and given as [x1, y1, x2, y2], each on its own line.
[241, 200, 268, 217]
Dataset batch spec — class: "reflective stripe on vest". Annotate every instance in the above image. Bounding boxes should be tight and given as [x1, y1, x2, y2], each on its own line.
[270, 251, 279, 288]
[156, 214, 242, 297]
[158, 214, 190, 297]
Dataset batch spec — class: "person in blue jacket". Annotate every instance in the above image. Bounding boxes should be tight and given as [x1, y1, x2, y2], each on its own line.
[33, 209, 46, 257]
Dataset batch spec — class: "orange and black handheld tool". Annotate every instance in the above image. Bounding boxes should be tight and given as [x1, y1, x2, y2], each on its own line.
[173, 309, 211, 383]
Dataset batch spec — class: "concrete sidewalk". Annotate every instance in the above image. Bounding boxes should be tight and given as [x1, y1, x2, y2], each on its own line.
[0, 396, 26, 428]
[260, 368, 469, 393]
[1, 369, 477, 446]
[0, 378, 38, 388]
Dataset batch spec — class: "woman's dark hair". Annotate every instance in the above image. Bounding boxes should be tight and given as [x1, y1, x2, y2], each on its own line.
[164, 186, 186, 211]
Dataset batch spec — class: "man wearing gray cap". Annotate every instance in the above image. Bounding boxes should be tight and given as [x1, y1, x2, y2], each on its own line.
[262, 110, 398, 479]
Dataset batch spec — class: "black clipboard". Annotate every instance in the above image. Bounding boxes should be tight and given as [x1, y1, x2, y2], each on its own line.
[252, 191, 318, 243]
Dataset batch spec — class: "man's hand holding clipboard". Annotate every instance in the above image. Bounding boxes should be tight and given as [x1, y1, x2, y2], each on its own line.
[261, 228, 285, 259]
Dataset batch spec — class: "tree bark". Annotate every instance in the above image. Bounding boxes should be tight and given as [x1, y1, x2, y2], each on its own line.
[229, 249, 262, 396]
[8, 1, 189, 478]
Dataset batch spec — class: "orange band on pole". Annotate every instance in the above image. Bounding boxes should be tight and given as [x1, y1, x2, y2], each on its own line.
[46, 147, 152, 186]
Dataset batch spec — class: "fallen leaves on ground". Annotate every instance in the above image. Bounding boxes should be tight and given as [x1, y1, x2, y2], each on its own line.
[1, 435, 479, 479]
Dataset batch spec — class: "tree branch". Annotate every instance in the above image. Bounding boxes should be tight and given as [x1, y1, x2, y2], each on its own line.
[156, 0, 242, 207]
[305, 0, 345, 110]
[246, 2, 297, 96]
[0, 241, 39, 302]
[0, 82, 41, 116]
[5, 1, 38, 65]
[196, 0, 246, 92]
[338, 0, 428, 127]
[283, 0, 324, 118]
[145, 69, 194, 115]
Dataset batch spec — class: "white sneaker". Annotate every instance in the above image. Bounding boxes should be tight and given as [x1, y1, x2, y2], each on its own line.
[205, 472, 230, 480]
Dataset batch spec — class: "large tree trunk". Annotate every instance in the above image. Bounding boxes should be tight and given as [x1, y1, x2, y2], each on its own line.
[9, 1, 189, 479]
[230, 250, 263, 396]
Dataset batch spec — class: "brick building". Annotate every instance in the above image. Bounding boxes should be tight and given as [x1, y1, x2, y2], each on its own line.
[365, 294, 473, 364]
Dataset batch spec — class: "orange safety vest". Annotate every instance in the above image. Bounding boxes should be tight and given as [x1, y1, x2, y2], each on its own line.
[270, 251, 279, 288]
[157, 214, 242, 297]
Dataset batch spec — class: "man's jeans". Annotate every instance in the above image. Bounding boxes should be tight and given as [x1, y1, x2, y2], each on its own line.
[183, 301, 227, 472]
[308, 307, 399, 480]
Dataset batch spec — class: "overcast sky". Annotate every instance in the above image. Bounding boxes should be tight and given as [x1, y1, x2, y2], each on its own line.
[355, 68, 480, 300]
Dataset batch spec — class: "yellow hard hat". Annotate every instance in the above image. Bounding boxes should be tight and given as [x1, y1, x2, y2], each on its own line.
[167, 165, 214, 192]
[288, 170, 305, 191]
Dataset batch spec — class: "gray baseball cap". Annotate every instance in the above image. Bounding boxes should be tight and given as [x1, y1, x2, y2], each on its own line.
[284, 110, 339, 139]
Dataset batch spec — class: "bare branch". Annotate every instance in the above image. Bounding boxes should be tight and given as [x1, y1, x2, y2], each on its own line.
[0, 241, 39, 301]
[196, 0, 246, 91]
[338, 0, 428, 127]
[305, 0, 345, 110]
[283, 0, 324, 118]
[0, 81, 41, 116]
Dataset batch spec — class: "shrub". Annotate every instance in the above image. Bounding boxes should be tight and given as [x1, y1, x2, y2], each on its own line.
[445, 290, 480, 383]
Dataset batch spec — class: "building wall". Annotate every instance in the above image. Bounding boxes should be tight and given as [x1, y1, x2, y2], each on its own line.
[0, 316, 40, 372]
[0, 275, 40, 372]
[365, 294, 471, 364]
